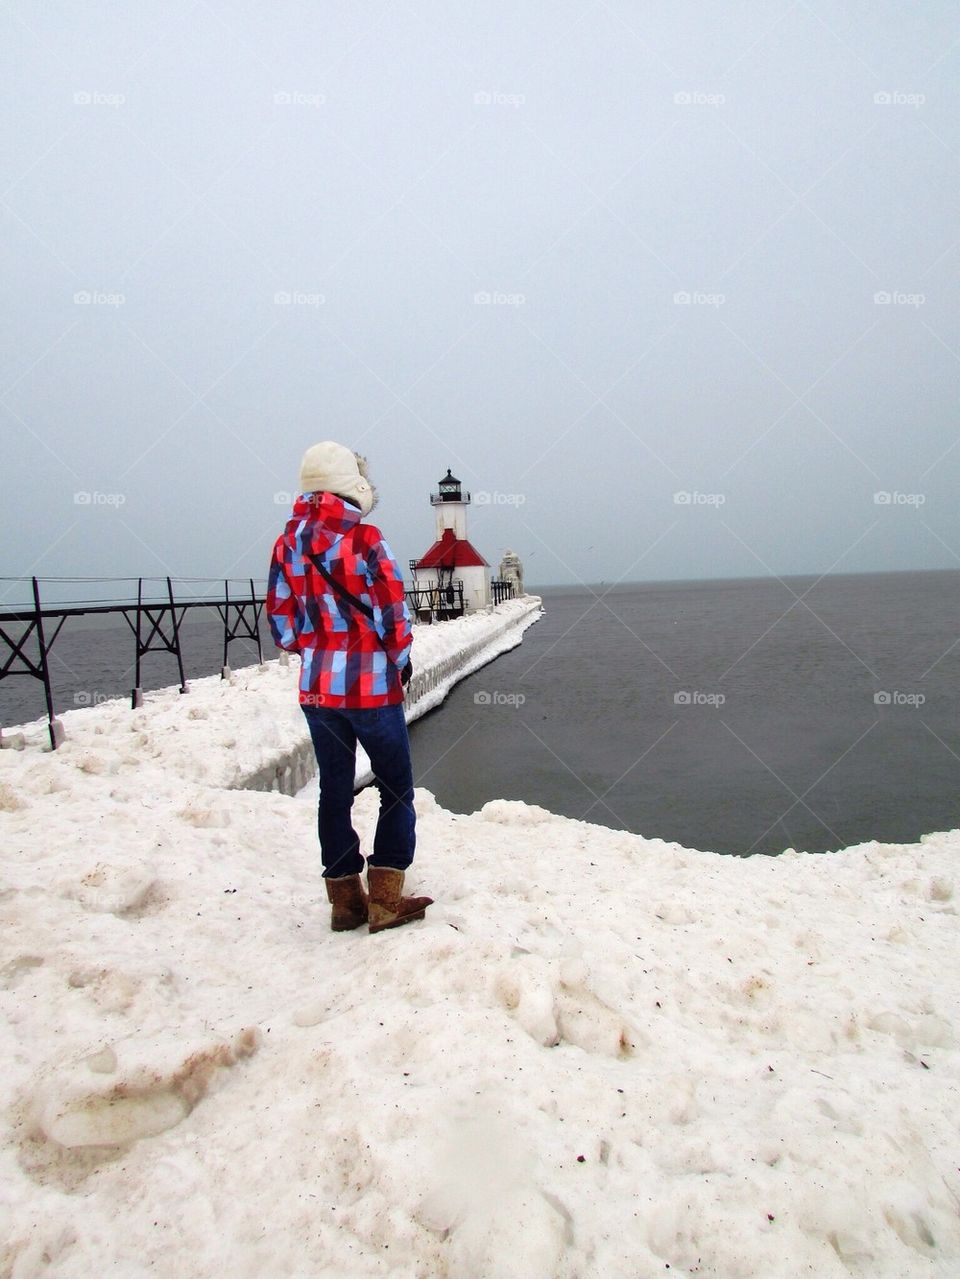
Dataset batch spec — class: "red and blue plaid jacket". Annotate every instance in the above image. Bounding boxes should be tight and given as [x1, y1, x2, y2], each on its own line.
[267, 492, 413, 708]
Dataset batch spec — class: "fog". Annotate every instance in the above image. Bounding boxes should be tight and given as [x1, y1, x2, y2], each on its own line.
[2, 2, 957, 603]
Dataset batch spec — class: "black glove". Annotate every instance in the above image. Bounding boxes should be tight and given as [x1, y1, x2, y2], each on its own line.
[400, 659, 413, 687]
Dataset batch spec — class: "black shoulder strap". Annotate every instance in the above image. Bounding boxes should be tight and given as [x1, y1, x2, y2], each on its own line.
[306, 550, 375, 622]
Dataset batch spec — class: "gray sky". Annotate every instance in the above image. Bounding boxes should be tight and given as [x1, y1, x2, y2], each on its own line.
[2, 1, 958, 602]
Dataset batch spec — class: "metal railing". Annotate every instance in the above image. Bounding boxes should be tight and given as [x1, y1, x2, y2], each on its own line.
[0, 576, 265, 750]
[404, 579, 466, 620]
[429, 490, 470, 504]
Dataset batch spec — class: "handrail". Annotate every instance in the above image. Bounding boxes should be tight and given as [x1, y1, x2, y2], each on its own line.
[0, 576, 264, 750]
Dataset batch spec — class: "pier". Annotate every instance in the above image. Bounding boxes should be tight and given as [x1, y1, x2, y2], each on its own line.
[0, 575, 522, 751]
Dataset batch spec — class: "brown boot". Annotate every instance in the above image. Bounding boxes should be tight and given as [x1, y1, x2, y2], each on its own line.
[324, 873, 368, 932]
[366, 866, 433, 934]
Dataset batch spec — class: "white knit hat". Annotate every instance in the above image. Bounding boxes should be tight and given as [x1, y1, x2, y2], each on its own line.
[298, 441, 377, 516]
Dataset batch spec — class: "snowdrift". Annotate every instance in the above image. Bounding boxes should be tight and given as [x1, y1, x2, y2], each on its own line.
[1, 603, 958, 1277]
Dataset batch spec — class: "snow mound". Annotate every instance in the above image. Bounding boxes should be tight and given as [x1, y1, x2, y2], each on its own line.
[0, 628, 958, 1276]
[24, 1027, 260, 1154]
[481, 798, 559, 825]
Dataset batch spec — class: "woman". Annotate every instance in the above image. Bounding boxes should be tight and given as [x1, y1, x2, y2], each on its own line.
[267, 441, 432, 934]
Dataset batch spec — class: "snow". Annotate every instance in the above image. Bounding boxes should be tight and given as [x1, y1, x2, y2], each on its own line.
[1, 598, 959, 1277]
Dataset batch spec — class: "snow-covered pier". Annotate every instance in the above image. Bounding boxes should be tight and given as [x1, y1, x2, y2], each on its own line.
[240, 593, 543, 795]
[1, 590, 959, 1277]
[0, 594, 543, 794]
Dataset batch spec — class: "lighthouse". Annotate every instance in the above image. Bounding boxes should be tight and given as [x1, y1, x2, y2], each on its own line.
[411, 469, 491, 617]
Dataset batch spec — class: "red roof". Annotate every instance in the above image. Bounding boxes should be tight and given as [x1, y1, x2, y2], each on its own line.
[415, 527, 489, 569]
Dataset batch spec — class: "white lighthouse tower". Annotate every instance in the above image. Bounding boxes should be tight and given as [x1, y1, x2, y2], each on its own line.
[412, 469, 491, 617]
[432, 468, 470, 539]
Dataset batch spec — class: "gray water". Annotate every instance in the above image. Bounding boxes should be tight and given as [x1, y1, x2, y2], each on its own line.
[408, 571, 959, 856]
[0, 610, 263, 725]
[3, 571, 956, 856]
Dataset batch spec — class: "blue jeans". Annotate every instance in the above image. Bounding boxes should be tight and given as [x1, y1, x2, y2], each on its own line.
[301, 702, 416, 878]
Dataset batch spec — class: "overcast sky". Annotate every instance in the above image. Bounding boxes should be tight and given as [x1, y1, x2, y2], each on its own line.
[2, 1, 957, 603]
